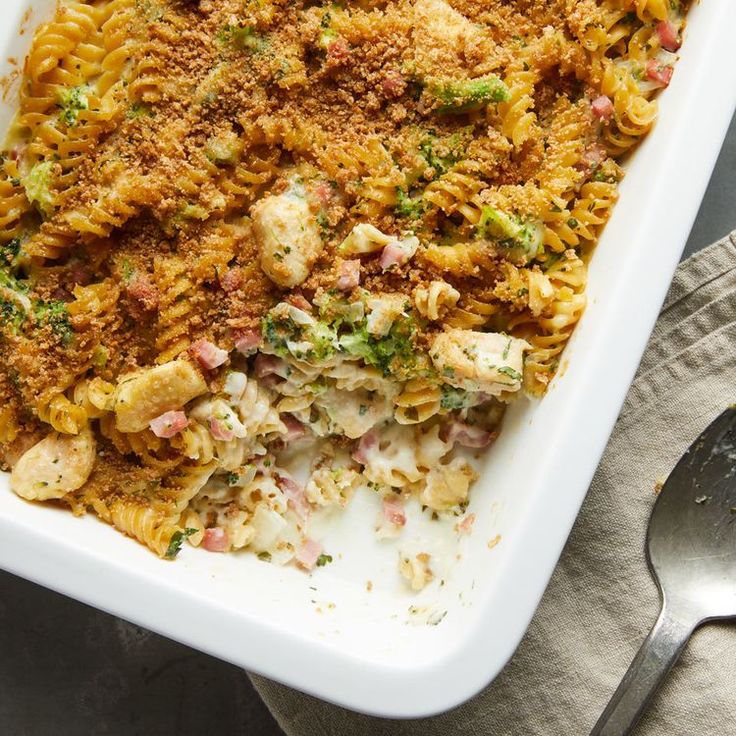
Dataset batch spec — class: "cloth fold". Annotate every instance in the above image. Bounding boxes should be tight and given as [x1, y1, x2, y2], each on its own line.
[252, 233, 736, 736]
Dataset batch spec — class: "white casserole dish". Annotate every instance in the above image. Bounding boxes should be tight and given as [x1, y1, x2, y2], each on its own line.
[1, 0, 735, 718]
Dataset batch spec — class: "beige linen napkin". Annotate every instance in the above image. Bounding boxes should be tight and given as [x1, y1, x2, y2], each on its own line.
[251, 233, 736, 736]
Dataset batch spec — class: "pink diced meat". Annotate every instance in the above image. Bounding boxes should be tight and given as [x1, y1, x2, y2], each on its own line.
[380, 241, 410, 271]
[203, 527, 229, 553]
[645, 60, 674, 87]
[656, 21, 681, 52]
[457, 513, 476, 535]
[295, 539, 323, 570]
[352, 430, 378, 465]
[234, 329, 262, 355]
[149, 410, 188, 438]
[591, 95, 613, 121]
[313, 181, 334, 207]
[219, 267, 244, 293]
[381, 70, 406, 99]
[336, 259, 360, 291]
[441, 420, 495, 448]
[126, 273, 160, 311]
[209, 417, 235, 442]
[326, 39, 350, 67]
[277, 474, 310, 520]
[282, 414, 307, 442]
[191, 339, 229, 370]
[382, 495, 406, 527]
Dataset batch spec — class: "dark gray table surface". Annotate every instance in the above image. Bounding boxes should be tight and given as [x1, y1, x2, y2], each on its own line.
[2, 114, 735, 736]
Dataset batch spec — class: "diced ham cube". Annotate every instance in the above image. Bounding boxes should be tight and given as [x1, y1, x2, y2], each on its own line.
[380, 241, 411, 271]
[209, 417, 235, 442]
[645, 60, 674, 88]
[295, 538, 323, 570]
[219, 267, 243, 293]
[456, 513, 476, 535]
[591, 95, 614, 121]
[313, 181, 334, 207]
[126, 273, 160, 311]
[282, 414, 307, 442]
[381, 70, 406, 99]
[336, 259, 360, 291]
[277, 474, 310, 520]
[440, 420, 495, 448]
[382, 495, 406, 527]
[149, 410, 188, 438]
[191, 339, 229, 370]
[656, 21, 681, 52]
[352, 430, 378, 465]
[234, 329, 262, 355]
[203, 527, 229, 553]
[326, 39, 350, 67]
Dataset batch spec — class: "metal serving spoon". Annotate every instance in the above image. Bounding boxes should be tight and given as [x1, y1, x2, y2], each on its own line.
[590, 408, 736, 736]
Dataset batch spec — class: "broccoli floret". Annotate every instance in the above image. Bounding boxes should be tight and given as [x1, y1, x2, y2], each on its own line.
[205, 131, 241, 164]
[225, 25, 268, 52]
[262, 312, 294, 357]
[22, 161, 55, 218]
[58, 85, 89, 126]
[418, 130, 468, 176]
[440, 385, 472, 410]
[34, 299, 73, 345]
[0, 298, 25, 333]
[262, 310, 337, 363]
[339, 316, 417, 377]
[126, 102, 154, 120]
[476, 206, 542, 265]
[0, 238, 20, 267]
[431, 75, 510, 114]
[395, 188, 425, 219]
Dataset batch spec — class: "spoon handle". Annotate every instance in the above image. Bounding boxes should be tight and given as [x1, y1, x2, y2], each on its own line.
[589, 604, 699, 736]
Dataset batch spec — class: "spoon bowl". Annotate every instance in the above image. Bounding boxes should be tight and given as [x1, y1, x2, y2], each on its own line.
[591, 408, 736, 736]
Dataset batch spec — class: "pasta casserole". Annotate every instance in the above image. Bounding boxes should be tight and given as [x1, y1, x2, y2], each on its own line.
[0, 0, 690, 586]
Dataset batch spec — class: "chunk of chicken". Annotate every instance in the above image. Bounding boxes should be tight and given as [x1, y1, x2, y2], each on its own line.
[420, 458, 477, 512]
[11, 425, 96, 501]
[252, 194, 323, 288]
[365, 294, 408, 336]
[430, 329, 529, 395]
[114, 360, 208, 433]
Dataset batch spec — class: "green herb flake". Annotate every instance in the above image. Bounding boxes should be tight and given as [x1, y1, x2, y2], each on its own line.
[316, 553, 333, 567]
[257, 551, 272, 562]
[498, 366, 522, 381]
[165, 528, 198, 559]
[440, 385, 470, 410]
